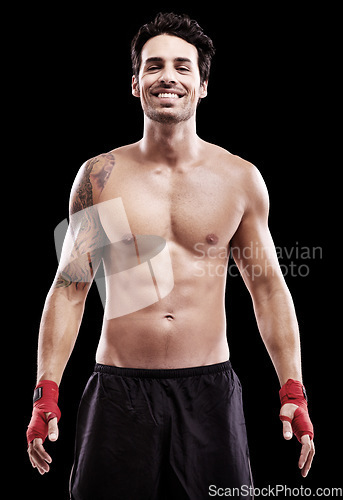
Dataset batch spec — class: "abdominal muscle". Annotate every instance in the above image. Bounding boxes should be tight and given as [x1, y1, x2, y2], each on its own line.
[95, 249, 230, 369]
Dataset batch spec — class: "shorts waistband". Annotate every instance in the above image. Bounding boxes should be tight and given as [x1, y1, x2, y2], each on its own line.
[94, 360, 231, 379]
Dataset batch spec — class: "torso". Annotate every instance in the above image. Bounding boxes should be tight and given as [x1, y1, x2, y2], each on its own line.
[94, 140, 250, 368]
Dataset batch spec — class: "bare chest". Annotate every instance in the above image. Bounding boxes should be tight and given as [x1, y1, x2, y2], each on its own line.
[99, 162, 244, 253]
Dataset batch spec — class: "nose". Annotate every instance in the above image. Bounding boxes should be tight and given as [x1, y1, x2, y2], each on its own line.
[159, 65, 177, 84]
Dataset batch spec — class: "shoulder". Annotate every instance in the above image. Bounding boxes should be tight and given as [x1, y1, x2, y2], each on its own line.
[70, 151, 116, 214]
[230, 153, 269, 217]
[205, 141, 269, 214]
[231, 153, 268, 205]
[209, 143, 263, 179]
[70, 142, 140, 214]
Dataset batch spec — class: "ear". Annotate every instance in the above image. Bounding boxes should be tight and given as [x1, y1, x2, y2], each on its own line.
[199, 80, 208, 99]
[132, 75, 140, 98]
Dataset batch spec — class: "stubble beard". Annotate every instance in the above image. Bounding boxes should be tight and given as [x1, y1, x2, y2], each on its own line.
[142, 96, 196, 124]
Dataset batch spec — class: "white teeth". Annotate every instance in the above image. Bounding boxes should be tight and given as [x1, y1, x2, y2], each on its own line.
[157, 93, 179, 98]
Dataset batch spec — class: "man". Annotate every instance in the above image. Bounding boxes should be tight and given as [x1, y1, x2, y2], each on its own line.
[27, 12, 314, 499]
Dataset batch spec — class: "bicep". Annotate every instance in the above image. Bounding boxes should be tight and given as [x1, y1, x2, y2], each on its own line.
[231, 216, 282, 288]
[54, 158, 110, 290]
[230, 168, 285, 297]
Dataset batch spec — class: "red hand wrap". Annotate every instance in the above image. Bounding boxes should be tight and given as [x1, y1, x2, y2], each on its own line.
[279, 378, 314, 442]
[26, 380, 61, 445]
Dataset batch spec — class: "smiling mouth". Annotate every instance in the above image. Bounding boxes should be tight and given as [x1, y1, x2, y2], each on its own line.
[157, 93, 180, 98]
[152, 91, 185, 99]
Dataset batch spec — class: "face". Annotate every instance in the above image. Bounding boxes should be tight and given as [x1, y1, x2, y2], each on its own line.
[132, 34, 208, 124]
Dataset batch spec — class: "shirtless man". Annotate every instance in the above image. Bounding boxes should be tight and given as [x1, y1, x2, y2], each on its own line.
[27, 12, 315, 499]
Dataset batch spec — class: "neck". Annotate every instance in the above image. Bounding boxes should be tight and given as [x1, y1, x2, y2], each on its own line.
[139, 115, 201, 166]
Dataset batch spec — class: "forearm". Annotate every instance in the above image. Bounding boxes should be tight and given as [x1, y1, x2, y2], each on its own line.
[253, 285, 302, 386]
[37, 285, 86, 385]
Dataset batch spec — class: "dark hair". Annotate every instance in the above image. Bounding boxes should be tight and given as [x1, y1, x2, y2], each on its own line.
[131, 12, 215, 85]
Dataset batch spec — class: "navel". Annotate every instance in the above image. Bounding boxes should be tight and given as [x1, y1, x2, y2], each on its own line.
[164, 314, 174, 321]
[206, 233, 219, 245]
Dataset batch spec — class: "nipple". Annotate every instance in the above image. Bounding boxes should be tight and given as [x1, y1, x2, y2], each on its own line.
[206, 233, 218, 245]
[122, 233, 135, 245]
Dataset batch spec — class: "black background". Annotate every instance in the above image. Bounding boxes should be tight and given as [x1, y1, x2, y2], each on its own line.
[17, 2, 338, 498]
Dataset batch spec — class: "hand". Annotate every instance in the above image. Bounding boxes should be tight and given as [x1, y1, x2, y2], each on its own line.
[280, 403, 315, 478]
[27, 413, 59, 475]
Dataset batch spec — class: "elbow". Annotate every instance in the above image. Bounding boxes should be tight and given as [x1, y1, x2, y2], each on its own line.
[251, 273, 291, 309]
[48, 276, 90, 308]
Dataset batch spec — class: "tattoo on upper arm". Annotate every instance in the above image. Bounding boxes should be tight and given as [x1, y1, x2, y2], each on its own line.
[71, 160, 94, 215]
[55, 152, 115, 289]
[71, 152, 115, 215]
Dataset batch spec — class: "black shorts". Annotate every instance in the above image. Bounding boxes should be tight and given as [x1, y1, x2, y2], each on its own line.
[70, 361, 253, 500]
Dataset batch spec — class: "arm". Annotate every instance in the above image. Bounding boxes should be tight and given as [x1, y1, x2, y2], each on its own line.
[231, 167, 301, 386]
[37, 154, 113, 384]
[28, 153, 114, 474]
[230, 164, 314, 477]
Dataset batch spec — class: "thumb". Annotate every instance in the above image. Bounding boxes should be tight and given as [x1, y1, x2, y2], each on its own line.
[280, 403, 298, 440]
[281, 418, 293, 440]
[47, 416, 59, 442]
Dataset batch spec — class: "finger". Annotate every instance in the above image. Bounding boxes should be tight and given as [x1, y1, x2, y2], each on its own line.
[31, 449, 50, 475]
[30, 438, 52, 474]
[27, 448, 37, 469]
[31, 438, 52, 463]
[29, 450, 50, 474]
[300, 438, 315, 478]
[282, 419, 293, 440]
[30, 439, 51, 471]
[48, 416, 59, 441]
[298, 435, 312, 473]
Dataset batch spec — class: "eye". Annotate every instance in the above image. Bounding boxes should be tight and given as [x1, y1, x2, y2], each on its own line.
[177, 66, 191, 72]
[147, 66, 160, 71]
